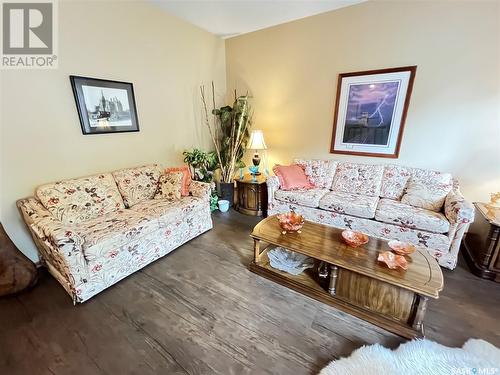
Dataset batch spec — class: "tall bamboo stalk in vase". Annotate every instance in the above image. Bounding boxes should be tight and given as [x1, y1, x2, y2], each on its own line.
[200, 83, 252, 183]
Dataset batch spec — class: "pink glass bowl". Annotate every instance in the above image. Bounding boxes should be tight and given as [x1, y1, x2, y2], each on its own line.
[277, 211, 305, 234]
[377, 251, 409, 270]
[388, 240, 416, 256]
[341, 230, 369, 247]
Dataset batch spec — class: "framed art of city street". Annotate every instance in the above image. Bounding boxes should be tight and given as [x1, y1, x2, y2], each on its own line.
[70, 75, 140, 135]
[330, 66, 416, 158]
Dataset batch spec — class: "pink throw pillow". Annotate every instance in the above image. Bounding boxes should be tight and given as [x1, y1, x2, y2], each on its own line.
[273, 164, 315, 190]
[165, 166, 191, 196]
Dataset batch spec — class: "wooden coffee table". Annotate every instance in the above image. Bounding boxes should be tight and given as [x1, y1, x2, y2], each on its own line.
[249, 215, 444, 339]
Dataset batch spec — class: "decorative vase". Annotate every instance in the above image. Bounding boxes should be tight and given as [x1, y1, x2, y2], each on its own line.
[277, 210, 305, 234]
[217, 182, 234, 207]
[218, 200, 230, 213]
[249, 165, 260, 176]
[341, 230, 369, 248]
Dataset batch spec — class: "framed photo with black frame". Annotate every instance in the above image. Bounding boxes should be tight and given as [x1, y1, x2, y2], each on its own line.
[70, 75, 140, 135]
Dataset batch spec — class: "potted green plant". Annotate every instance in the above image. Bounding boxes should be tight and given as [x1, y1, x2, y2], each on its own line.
[182, 148, 217, 183]
[201, 83, 252, 206]
[182, 148, 220, 212]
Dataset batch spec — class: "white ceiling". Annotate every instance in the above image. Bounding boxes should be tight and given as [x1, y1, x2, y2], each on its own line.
[152, 0, 366, 38]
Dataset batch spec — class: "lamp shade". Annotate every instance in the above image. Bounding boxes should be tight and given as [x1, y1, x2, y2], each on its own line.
[248, 130, 267, 150]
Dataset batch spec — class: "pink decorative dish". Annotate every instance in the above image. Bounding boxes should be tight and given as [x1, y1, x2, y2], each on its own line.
[341, 230, 369, 247]
[277, 211, 305, 234]
[388, 240, 416, 255]
[377, 251, 408, 270]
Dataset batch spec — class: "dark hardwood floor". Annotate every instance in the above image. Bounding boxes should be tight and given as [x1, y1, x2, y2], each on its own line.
[1, 211, 499, 375]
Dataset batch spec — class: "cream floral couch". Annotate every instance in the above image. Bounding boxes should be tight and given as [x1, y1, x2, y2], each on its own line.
[17, 164, 212, 303]
[268, 160, 474, 270]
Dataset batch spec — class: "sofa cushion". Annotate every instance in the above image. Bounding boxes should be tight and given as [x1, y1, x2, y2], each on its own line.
[130, 196, 203, 224]
[401, 180, 452, 212]
[331, 162, 384, 197]
[274, 188, 329, 208]
[293, 159, 337, 189]
[36, 173, 125, 225]
[319, 191, 379, 219]
[165, 166, 191, 196]
[270, 198, 451, 255]
[375, 198, 450, 234]
[75, 209, 160, 256]
[401, 168, 453, 212]
[380, 165, 411, 200]
[273, 164, 314, 190]
[154, 172, 183, 201]
[79, 197, 205, 260]
[112, 164, 163, 207]
[410, 167, 453, 187]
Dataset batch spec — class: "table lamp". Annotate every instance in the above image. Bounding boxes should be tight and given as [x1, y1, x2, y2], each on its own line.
[247, 130, 267, 175]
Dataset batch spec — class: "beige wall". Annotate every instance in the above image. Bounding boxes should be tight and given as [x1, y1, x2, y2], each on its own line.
[226, 0, 500, 201]
[0, 0, 226, 261]
[2, 0, 499, 261]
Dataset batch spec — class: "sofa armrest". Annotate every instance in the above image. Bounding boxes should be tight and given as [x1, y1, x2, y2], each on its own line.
[444, 188, 474, 224]
[267, 175, 281, 206]
[189, 181, 212, 202]
[17, 197, 84, 264]
[17, 197, 89, 303]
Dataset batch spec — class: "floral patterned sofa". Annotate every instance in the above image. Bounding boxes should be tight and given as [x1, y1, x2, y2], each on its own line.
[267, 160, 474, 270]
[17, 164, 212, 303]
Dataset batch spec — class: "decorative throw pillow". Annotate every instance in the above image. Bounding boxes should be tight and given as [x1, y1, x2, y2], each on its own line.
[273, 164, 314, 191]
[380, 165, 411, 200]
[111, 164, 162, 208]
[293, 159, 338, 189]
[154, 172, 184, 200]
[331, 162, 384, 197]
[401, 180, 452, 212]
[165, 166, 191, 197]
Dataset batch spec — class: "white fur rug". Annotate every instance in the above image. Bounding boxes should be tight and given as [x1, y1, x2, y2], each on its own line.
[320, 339, 500, 375]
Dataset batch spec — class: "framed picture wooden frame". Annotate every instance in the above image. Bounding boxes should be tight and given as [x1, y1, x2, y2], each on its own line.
[70, 75, 140, 135]
[330, 66, 416, 158]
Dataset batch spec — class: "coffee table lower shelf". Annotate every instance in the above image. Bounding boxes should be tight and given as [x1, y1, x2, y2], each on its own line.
[249, 253, 425, 339]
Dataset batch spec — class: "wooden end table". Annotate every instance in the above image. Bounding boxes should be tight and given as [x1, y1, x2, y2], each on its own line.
[462, 202, 500, 282]
[236, 174, 267, 217]
[249, 216, 444, 339]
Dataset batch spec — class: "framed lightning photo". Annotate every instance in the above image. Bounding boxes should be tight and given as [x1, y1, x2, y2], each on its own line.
[330, 66, 416, 158]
